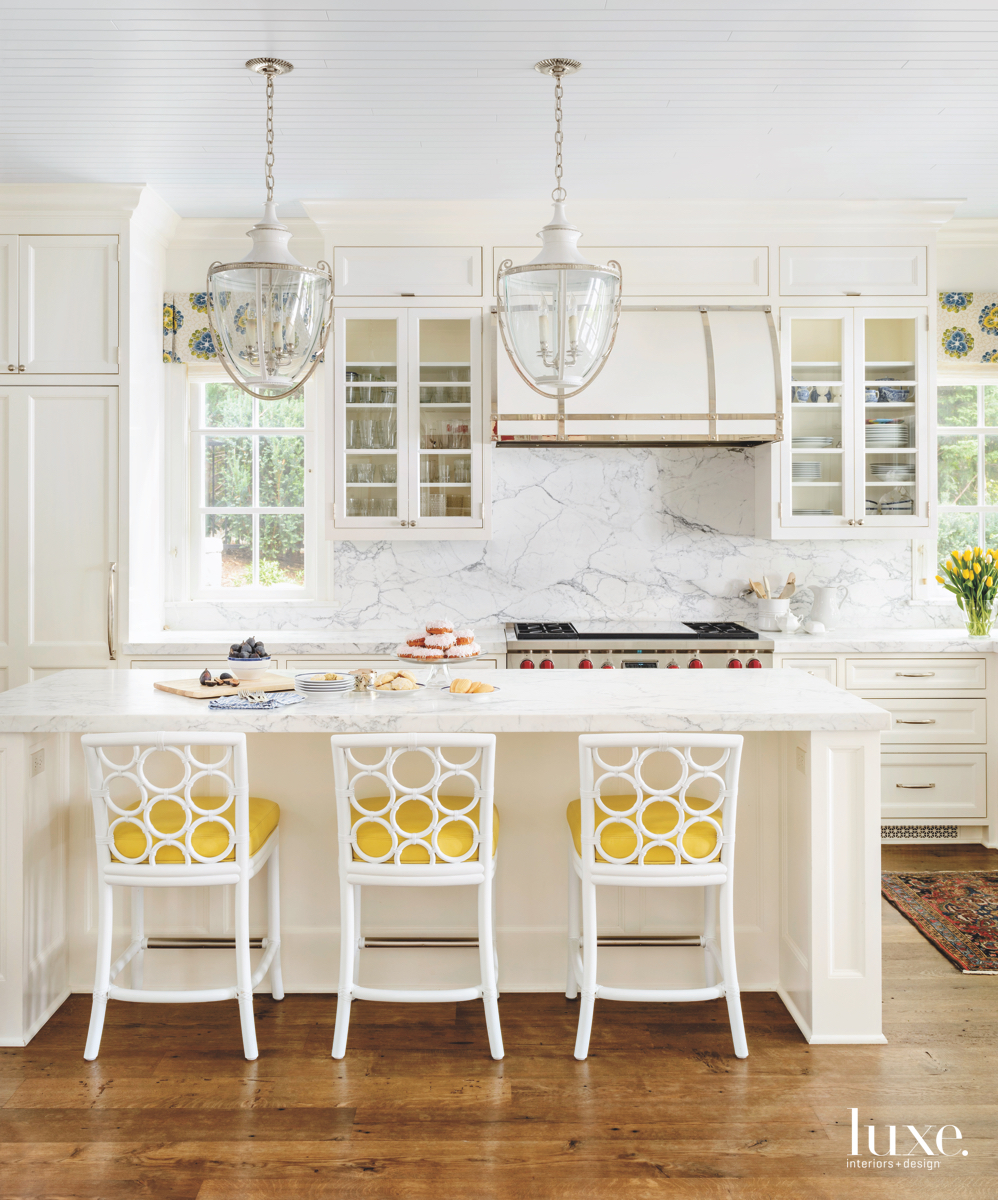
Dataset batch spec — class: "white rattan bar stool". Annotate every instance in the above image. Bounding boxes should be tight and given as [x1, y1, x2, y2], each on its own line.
[329, 732, 502, 1060]
[80, 731, 284, 1061]
[566, 732, 747, 1061]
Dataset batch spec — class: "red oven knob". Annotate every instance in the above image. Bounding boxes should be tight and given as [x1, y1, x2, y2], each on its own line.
[579, 659, 593, 668]
[520, 659, 535, 669]
[540, 659, 555, 669]
[747, 658, 763, 669]
[688, 658, 704, 669]
[666, 661, 679, 669]
[727, 658, 743, 668]
[601, 661, 614, 669]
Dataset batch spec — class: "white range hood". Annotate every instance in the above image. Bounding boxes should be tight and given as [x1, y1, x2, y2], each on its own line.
[492, 304, 782, 446]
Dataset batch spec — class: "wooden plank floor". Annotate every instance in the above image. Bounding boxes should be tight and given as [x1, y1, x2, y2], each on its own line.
[1, 845, 995, 1199]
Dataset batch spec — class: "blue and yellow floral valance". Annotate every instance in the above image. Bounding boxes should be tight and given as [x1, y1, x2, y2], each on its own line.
[938, 292, 998, 364]
[163, 292, 217, 363]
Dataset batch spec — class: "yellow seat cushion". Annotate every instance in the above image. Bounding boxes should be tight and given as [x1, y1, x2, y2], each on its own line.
[352, 795, 498, 863]
[112, 796, 280, 864]
[567, 793, 720, 864]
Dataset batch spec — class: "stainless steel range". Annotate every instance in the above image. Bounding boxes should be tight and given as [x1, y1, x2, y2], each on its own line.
[505, 621, 773, 670]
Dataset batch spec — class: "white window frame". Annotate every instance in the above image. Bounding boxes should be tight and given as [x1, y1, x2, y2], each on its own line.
[166, 365, 329, 604]
[913, 371, 998, 602]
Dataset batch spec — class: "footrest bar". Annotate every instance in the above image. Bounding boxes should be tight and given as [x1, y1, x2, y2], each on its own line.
[361, 937, 479, 949]
[146, 937, 265, 950]
[597, 935, 705, 947]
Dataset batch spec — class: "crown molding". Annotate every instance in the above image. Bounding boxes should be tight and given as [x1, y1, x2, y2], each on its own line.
[937, 218, 998, 246]
[0, 182, 156, 219]
[168, 216, 322, 247]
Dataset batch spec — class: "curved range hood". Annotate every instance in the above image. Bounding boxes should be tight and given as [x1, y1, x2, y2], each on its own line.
[492, 303, 782, 446]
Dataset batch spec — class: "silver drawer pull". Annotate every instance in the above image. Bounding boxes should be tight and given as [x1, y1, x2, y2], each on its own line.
[895, 782, 936, 789]
[895, 671, 934, 677]
[895, 718, 936, 724]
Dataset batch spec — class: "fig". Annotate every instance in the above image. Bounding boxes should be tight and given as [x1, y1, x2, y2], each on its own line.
[199, 668, 213, 686]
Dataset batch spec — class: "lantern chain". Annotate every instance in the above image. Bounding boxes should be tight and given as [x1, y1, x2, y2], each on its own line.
[265, 69, 276, 202]
[552, 68, 566, 203]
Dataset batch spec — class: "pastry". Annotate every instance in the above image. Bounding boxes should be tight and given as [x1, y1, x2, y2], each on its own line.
[374, 669, 418, 690]
[406, 644, 443, 660]
[469, 681, 494, 694]
[453, 628, 474, 646]
[310, 673, 342, 681]
[445, 641, 481, 659]
[395, 643, 417, 659]
[425, 617, 453, 635]
[406, 634, 425, 647]
[449, 678, 473, 693]
[389, 676, 418, 691]
[424, 632, 456, 650]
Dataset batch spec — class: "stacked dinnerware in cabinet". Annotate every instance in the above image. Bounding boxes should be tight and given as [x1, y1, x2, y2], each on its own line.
[866, 417, 914, 516]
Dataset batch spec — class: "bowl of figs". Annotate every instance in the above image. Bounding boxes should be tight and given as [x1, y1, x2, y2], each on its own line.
[227, 636, 271, 680]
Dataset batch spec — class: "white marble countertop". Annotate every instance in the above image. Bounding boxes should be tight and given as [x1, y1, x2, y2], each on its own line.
[0, 669, 892, 735]
[764, 626, 997, 654]
[123, 627, 508, 658]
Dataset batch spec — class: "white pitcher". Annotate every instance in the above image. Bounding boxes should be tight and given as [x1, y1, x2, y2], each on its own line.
[809, 585, 848, 630]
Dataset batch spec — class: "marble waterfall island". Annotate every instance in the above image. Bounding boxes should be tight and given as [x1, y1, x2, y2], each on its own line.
[0, 669, 890, 1050]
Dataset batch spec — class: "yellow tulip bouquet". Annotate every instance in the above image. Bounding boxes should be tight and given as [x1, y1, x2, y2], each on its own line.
[936, 547, 998, 636]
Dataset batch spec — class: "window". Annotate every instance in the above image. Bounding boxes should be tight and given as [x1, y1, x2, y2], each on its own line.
[190, 379, 311, 596]
[936, 379, 998, 560]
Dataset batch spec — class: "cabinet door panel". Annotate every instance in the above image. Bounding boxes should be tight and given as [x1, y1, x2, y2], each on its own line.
[866, 696, 987, 745]
[844, 657, 986, 690]
[8, 388, 118, 684]
[0, 235, 15, 374]
[334, 247, 482, 297]
[19, 235, 118, 373]
[780, 246, 926, 296]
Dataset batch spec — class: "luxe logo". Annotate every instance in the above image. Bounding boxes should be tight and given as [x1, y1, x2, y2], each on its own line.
[848, 1109, 967, 1168]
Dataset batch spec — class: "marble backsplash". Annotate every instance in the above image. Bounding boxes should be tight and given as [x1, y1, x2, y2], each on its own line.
[166, 446, 959, 632]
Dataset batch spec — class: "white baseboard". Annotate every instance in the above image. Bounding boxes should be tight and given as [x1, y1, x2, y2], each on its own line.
[0, 987, 71, 1047]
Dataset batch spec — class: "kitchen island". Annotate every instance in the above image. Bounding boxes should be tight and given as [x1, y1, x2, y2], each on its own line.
[0, 669, 891, 1049]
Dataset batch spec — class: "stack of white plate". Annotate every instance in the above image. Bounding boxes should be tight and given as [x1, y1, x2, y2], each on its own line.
[792, 461, 822, 481]
[792, 436, 834, 448]
[793, 508, 833, 516]
[866, 421, 909, 448]
[870, 463, 915, 482]
[294, 672, 355, 699]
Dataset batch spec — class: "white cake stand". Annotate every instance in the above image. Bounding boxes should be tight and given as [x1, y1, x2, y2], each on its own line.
[386, 651, 481, 687]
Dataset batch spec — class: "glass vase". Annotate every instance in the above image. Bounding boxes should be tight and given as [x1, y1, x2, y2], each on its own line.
[965, 608, 995, 637]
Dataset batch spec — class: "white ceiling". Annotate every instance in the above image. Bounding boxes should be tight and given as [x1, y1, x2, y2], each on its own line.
[1, 1, 994, 218]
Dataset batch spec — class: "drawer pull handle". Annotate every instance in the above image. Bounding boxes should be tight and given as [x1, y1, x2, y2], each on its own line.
[895, 672, 935, 677]
[895, 718, 936, 724]
[895, 782, 936, 789]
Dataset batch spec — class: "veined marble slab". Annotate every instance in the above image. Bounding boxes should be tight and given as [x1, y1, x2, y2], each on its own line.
[0, 669, 891, 735]
[123, 627, 507, 658]
[767, 627, 995, 654]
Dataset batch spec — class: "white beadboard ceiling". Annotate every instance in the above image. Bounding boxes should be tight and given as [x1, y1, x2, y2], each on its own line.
[0, 1, 994, 218]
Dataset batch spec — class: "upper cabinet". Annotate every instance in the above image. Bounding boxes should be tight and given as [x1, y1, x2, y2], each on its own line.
[493, 245, 769, 297]
[1, 234, 119, 374]
[757, 306, 929, 539]
[330, 307, 488, 539]
[333, 247, 482, 297]
[779, 246, 927, 297]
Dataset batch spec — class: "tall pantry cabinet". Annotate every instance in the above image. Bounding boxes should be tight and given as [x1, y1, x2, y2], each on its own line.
[0, 186, 178, 688]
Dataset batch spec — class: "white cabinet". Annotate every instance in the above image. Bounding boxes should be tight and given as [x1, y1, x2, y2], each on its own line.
[757, 306, 929, 538]
[331, 307, 488, 539]
[334, 247, 482, 297]
[1, 235, 118, 375]
[881, 753, 987, 821]
[3, 387, 118, 687]
[779, 246, 926, 297]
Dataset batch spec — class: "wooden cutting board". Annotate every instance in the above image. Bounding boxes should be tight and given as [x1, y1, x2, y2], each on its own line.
[154, 672, 296, 700]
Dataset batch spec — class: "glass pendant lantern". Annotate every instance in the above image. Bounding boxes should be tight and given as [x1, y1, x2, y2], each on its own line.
[206, 58, 333, 402]
[496, 60, 622, 399]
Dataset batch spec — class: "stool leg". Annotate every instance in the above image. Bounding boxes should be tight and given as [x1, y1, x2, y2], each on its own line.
[268, 839, 285, 1001]
[478, 872, 504, 1060]
[234, 872, 259, 1061]
[703, 883, 718, 989]
[565, 843, 579, 1000]
[352, 885, 362, 986]
[719, 877, 748, 1059]
[332, 881, 356, 1059]
[491, 874, 500, 997]
[84, 879, 114, 1060]
[573, 872, 598, 1060]
[130, 887, 145, 990]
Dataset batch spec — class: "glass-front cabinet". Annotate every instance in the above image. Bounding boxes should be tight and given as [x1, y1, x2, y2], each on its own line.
[332, 308, 485, 538]
[764, 306, 928, 537]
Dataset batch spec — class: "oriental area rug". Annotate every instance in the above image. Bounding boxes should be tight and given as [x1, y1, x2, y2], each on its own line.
[881, 870, 998, 974]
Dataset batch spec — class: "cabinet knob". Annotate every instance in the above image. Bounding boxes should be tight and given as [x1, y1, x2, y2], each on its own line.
[17, 365, 25, 372]
[410, 520, 417, 527]
[6, 364, 13, 372]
